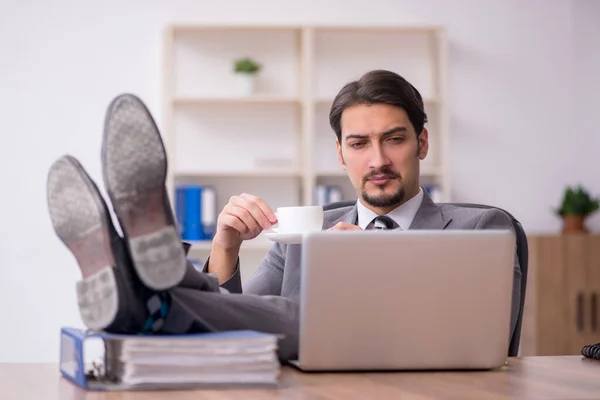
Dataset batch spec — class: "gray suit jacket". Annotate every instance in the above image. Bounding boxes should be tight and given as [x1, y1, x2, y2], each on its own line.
[216, 190, 522, 342]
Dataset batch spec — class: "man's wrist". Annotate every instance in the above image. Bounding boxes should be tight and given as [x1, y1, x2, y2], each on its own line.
[207, 241, 241, 280]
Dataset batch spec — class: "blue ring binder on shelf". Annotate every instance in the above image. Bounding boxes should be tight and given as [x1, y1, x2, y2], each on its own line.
[175, 185, 217, 241]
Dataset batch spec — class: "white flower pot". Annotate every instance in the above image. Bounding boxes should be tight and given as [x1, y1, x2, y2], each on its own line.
[234, 73, 256, 96]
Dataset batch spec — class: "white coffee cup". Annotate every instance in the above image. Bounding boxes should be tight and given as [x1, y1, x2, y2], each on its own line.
[275, 206, 324, 234]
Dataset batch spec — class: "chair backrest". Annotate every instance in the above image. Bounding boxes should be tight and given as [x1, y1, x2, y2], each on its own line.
[322, 200, 528, 357]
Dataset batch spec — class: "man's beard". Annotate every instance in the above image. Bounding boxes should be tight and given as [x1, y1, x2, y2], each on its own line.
[362, 186, 406, 208]
[360, 167, 405, 208]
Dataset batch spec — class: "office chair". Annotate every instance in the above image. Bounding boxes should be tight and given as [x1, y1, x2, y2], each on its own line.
[322, 200, 528, 357]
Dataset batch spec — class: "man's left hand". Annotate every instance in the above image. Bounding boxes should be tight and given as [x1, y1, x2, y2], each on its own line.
[328, 222, 363, 231]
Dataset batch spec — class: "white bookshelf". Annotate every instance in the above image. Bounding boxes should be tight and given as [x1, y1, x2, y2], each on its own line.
[161, 24, 449, 273]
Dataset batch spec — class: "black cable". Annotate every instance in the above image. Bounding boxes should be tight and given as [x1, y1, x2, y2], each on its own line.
[581, 343, 600, 360]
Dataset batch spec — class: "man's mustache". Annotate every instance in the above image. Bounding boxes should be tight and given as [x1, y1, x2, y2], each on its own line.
[363, 168, 401, 183]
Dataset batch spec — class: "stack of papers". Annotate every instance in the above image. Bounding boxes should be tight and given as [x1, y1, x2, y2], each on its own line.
[112, 330, 281, 387]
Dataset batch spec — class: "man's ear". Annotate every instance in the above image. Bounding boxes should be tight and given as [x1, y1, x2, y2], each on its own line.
[336, 139, 346, 169]
[417, 128, 429, 160]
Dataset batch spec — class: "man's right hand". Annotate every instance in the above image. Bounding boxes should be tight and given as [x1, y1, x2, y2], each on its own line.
[212, 193, 278, 250]
[208, 193, 277, 283]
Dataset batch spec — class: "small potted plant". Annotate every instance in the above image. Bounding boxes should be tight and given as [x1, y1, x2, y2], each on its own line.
[233, 57, 261, 96]
[556, 185, 599, 233]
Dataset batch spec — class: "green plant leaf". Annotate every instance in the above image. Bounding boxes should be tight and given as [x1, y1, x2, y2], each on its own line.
[234, 57, 261, 74]
[556, 185, 599, 217]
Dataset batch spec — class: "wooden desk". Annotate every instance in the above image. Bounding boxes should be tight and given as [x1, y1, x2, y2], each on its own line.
[2, 356, 600, 399]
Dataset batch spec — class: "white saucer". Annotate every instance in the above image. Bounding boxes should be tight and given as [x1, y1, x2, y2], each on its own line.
[264, 229, 306, 245]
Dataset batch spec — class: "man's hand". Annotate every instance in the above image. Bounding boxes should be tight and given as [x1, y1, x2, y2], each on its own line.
[328, 222, 363, 231]
[208, 193, 277, 283]
[212, 193, 278, 250]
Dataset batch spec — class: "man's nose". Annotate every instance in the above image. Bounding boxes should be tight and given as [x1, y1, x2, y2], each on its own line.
[369, 145, 391, 169]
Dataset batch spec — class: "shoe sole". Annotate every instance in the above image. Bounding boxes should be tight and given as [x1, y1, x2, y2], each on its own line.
[47, 156, 119, 331]
[102, 93, 186, 291]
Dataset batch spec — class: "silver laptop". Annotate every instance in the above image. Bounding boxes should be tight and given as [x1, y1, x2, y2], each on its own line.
[290, 229, 515, 371]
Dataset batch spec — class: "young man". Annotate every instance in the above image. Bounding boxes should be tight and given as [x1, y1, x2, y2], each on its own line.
[47, 70, 521, 361]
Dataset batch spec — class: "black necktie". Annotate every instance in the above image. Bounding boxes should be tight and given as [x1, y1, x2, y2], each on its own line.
[371, 215, 397, 230]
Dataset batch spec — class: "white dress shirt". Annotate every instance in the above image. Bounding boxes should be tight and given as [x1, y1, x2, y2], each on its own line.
[356, 187, 424, 230]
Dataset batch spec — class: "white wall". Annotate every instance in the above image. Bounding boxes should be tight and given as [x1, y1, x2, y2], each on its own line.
[0, 0, 597, 362]
[572, 0, 600, 230]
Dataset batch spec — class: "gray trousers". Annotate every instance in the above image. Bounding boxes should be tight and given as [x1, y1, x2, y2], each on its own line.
[160, 262, 299, 361]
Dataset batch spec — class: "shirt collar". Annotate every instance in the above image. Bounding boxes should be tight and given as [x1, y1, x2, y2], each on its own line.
[356, 187, 424, 230]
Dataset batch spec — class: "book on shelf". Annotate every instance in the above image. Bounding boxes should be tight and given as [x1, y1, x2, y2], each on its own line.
[175, 185, 217, 241]
[59, 327, 281, 391]
[315, 184, 343, 206]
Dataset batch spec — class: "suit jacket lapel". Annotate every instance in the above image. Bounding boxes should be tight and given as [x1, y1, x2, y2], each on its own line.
[409, 189, 452, 230]
[323, 205, 358, 230]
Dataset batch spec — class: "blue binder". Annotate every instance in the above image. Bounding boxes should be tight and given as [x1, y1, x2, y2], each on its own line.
[59, 327, 280, 391]
[175, 185, 218, 241]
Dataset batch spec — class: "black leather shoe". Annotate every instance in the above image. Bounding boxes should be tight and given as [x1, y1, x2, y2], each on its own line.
[101, 93, 186, 291]
[46, 155, 149, 333]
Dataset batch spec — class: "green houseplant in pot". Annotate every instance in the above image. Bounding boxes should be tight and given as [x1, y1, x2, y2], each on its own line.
[556, 185, 599, 233]
[233, 57, 261, 96]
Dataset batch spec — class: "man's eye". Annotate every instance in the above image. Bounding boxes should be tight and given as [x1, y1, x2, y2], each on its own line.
[389, 136, 404, 143]
[350, 142, 365, 148]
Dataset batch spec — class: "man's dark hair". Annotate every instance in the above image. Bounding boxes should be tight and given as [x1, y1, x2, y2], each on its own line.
[329, 70, 428, 143]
